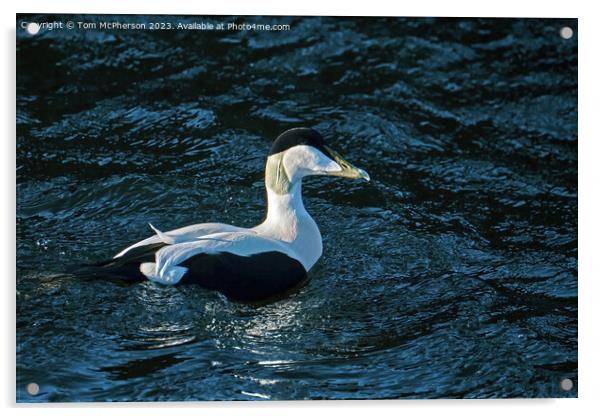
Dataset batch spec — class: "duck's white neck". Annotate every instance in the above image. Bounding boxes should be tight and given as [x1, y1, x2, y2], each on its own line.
[253, 155, 323, 271]
[262, 181, 309, 241]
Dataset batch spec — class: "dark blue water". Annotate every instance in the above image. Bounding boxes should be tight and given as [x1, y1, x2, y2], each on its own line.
[16, 15, 577, 401]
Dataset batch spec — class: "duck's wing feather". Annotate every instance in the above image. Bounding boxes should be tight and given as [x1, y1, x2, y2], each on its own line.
[113, 222, 245, 259]
[141, 231, 299, 284]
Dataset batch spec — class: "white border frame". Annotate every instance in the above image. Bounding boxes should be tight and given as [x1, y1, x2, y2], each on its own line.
[4, 1, 599, 415]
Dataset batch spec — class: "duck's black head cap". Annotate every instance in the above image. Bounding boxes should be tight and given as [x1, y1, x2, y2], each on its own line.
[269, 127, 332, 157]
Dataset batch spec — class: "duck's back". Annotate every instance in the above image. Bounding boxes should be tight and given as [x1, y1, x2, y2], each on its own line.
[114, 222, 246, 258]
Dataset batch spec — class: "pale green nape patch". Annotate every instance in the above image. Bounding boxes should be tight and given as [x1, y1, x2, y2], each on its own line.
[265, 153, 291, 195]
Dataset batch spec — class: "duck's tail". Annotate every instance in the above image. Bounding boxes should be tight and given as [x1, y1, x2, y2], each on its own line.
[69, 259, 147, 282]
[69, 242, 169, 282]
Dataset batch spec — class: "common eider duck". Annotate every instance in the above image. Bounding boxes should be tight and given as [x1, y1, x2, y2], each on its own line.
[81, 128, 370, 302]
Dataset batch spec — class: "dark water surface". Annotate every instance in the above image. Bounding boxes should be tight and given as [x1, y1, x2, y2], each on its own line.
[16, 15, 577, 401]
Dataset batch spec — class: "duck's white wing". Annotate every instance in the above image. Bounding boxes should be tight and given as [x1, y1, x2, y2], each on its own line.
[139, 231, 298, 285]
[113, 222, 246, 259]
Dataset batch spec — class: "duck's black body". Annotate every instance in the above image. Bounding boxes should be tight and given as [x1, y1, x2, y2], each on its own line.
[180, 251, 307, 302]
[81, 243, 307, 302]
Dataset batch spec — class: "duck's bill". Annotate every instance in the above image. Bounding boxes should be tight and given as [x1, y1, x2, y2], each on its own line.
[326, 146, 370, 181]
